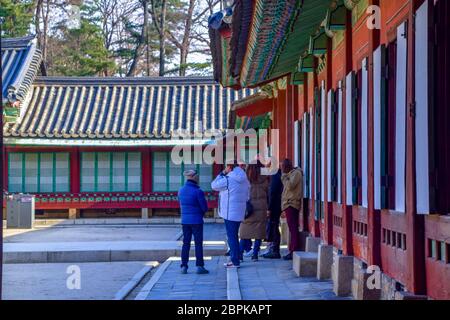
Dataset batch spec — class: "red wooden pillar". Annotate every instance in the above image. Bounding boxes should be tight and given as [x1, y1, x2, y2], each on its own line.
[286, 82, 295, 161]
[342, 9, 353, 255]
[70, 147, 80, 194]
[311, 63, 320, 237]
[302, 78, 310, 232]
[323, 37, 334, 245]
[367, 0, 382, 267]
[405, 0, 426, 295]
[293, 84, 300, 121]
[277, 89, 288, 160]
[142, 148, 151, 193]
[3, 146, 7, 195]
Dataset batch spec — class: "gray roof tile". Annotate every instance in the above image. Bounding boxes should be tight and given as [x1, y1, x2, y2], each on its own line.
[3, 76, 255, 140]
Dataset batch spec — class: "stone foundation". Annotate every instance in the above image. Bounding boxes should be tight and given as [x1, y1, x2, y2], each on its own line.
[351, 258, 381, 300]
[305, 236, 321, 252]
[317, 244, 333, 280]
[293, 251, 318, 277]
[332, 250, 353, 297]
[298, 231, 310, 251]
[68, 208, 80, 219]
[380, 272, 427, 300]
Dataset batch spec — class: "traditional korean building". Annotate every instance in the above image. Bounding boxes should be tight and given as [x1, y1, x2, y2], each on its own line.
[1, 36, 255, 219]
[210, 0, 450, 300]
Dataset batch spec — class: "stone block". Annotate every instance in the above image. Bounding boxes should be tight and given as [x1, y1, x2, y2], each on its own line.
[141, 208, 149, 219]
[3, 251, 48, 264]
[394, 291, 428, 300]
[298, 231, 310, 251]
[305, 236, 321, 253]
[317, 244, 333, 280]
[111, 249, 174, 262]
[381, 273, 397, 300]
[351, 259, 381, 300]
[293, 251, 318, 277]
[47, 250, 110, 263]
[332, 253, 353, 297]
[352, 272, 381, 300]
[68, 208, 80, 219]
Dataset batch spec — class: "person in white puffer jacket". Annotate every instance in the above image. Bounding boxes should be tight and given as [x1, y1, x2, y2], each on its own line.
[211, 162, 250, 268]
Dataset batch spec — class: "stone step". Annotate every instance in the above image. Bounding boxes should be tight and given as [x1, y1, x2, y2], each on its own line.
[29, 218, 224, 227]
[3, 240, 227, 264]
[293, 251, 318, 277]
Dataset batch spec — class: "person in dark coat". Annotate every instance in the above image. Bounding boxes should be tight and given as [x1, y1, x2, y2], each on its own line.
[263, 168, 283, 259]
[178, 169, 209, 274]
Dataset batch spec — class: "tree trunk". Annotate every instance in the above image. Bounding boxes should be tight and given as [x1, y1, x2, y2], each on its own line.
[127, 24, 146, 77]
[159, 0, 167, 76]
[143, 0, 151, 76]
[179, 0, 195, 76]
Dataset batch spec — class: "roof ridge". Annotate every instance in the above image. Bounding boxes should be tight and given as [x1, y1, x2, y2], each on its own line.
[1, 35, 37, 49]
[33, 76, 218, 86]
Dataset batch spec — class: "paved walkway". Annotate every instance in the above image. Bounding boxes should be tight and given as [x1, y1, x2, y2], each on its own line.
[138, 254, 352, 300]
[144, 256, 228, 300]
[3, 261, 157, 300]
[3, 224, 228, 264]
[238, 258, 351, 300]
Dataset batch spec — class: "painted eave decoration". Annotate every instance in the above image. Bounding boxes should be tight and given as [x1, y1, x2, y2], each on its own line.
[1, 36, 43, 122]
[326, 0, 348, 31]
[3, 76, 255, 144]
[209, 0, 337, 89]
[231, 91, 273, 117]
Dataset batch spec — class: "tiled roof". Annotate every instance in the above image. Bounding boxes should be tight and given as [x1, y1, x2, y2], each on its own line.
[209, 0, 332, 88]
[229, 0, 254, 79]
[3, 76, 255, 140]
[1, 36, 42, 103]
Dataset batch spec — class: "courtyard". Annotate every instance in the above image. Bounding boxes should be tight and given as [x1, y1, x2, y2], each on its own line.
[1, 221, 350, 300]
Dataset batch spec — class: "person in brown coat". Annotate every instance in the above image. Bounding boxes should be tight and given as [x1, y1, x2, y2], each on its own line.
[280, 159, 304, 260]
[238, 162, 269, 261]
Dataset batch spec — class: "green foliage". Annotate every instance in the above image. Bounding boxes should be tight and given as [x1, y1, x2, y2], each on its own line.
[0, 0, 33, 37]
[51, 19, 116, 76]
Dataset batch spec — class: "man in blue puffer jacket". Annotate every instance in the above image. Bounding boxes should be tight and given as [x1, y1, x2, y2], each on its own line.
[178, 169, 209, 274]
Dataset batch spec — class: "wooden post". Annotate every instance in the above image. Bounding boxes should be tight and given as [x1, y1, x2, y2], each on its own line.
[70, 147, 80, 194]
[342, 9, 354, 256]
[405, 0, 426, 295]
[367, 0, 382, 267]
[142, 148, 151, 193]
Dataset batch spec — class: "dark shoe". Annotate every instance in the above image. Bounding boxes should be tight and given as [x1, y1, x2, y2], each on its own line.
[263, 252, 281, 259]
[196, 266, 209, 274]
[283, 253, 293, 261]
[251, 255, 258, 261]
[181, 266, 188, 274]
[224, 250, 231, 256]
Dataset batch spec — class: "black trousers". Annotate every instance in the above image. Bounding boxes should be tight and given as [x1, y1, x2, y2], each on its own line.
[266, 219, 281, 254]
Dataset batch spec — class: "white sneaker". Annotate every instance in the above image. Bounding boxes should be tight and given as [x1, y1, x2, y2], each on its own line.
[224, 262, 240, 268]
[243, 249, 254, 257]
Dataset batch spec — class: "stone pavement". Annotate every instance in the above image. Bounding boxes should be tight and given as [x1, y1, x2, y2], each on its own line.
[2, 261, 157, 300]
[238, 257, 352, 300]
[138, 254, 352, 300]
[3, 225, 183, 243]
[3, 224, 228, 264]
[143, 256, 228, 300]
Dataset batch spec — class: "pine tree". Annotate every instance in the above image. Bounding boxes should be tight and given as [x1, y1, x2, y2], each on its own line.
[50, 19, 117, 76]
[0, 0, 34, 37]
